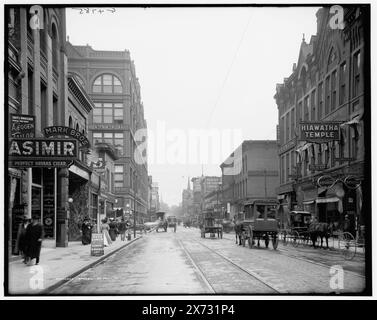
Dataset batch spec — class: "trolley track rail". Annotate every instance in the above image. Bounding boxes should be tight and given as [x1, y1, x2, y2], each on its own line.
[178, 238, 285, 294]
[221, 234, 365, 279]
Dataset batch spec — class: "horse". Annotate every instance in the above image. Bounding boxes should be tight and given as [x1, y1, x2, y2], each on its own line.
[234, 221, 247, 246]
[308, 222, 332, 249]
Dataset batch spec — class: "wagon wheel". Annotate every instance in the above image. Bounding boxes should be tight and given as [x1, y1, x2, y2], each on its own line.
[291, 230, 300, 247]
[272, 233, 278, 250]
[248, 229, 254, 248]
[339, 232, 356, 260]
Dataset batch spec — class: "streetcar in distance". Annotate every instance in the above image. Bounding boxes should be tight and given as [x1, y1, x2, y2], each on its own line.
[235, 199, 279, 249]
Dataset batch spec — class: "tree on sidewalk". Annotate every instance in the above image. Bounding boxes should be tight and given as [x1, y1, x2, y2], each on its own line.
[68, 183, 89, 241]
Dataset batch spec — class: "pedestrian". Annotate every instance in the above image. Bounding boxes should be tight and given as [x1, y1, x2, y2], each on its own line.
[15, 216, 31, 263]
[108, 218, 118, 241]
[100, 218, 112, 247]
[81, 217, 92, 245]
[118, 218, 127, 241]
[24, 215, 44, 266]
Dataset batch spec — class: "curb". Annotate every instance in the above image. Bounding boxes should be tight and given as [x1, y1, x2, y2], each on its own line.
[41, 235, 143, 294]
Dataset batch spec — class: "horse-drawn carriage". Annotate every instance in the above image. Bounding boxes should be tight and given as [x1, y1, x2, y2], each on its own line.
[279, 210, 358, 260]
[167, 215, 177, 232]
[156, 211, 168, 232]
[280, 211, 312, 247]
[200, 211, 223, 239]
[234, 199, 279, 250]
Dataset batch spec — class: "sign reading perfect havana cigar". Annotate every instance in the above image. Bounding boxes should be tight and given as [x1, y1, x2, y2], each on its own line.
[9, 138, 78, 168]
[299, 122, 341, 142]
[43, 126, 91, 148]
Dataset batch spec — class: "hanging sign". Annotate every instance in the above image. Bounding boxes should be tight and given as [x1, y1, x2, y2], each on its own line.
[299, 122, 341, 142]
[317, 175, 336, 189]
[10, 114, 35, 138]
[9, 138, 78, 168]
[43, 126, 90, 148]
[344, 176, 361, 189]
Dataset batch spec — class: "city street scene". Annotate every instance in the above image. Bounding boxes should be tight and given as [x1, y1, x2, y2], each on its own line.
[5, 4, 370, 296]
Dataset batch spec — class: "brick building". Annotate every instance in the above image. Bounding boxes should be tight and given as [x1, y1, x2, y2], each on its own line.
[274, 7, 367, 232]
[66, 43, 149, 223]
[220, 140, 279, 220]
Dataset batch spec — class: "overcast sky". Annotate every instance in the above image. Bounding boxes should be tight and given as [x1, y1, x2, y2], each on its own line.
[66, 6, 320, 206]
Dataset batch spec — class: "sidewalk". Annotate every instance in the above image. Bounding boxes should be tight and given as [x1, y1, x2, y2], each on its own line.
[7, 234, 142, 295]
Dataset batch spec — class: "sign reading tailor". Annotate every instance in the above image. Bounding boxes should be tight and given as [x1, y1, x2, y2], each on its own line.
[299, 122, 341, 142]
[43, 126, 90, 148]
[10, 114, 35, 138]
[9, 138, 77, 168]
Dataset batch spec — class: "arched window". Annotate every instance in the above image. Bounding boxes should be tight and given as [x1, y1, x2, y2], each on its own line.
[51, 23, 58, 70]
[75, 123, 79, 132]
[74, 74, 85, 88]
[68, 116, 73, 128]
[92, 74, 122, 93]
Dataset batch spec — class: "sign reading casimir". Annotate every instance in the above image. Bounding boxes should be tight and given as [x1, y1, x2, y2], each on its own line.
[298, 122, 341, 142]
[9, 138, 77, 168]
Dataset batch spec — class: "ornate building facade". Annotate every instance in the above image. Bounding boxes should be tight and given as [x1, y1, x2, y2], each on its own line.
[274, 7, 367, 233]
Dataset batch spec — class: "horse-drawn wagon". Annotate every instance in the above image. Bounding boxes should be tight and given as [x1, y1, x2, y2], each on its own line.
[200, 211, 223, 239]
[280, 210, 312, 247]
[167, 215, 177, 232]
[235, 199, 279, 250]
[156, 211, 168, 232]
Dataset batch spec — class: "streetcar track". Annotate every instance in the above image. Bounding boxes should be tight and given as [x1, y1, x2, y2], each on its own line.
[220, 234, 365, 279]
[178, 237, 284, 294]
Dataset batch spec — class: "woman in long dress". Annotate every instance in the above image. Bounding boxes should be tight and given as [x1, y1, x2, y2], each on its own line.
[100, 218, 112, 247]
[81, 217, 92, 245]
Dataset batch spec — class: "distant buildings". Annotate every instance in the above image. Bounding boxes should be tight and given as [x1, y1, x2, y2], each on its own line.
[148, 177, 160, 220]
[182, 178, 193, 218]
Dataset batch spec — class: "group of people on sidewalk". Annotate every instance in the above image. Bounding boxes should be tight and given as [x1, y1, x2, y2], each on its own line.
[14, 215, 133, 265]
[15, 215, 44, 266]
[100, 217, 132, 247]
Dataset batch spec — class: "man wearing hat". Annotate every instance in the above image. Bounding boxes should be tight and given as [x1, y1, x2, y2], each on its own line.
[24, 215, 44, 266]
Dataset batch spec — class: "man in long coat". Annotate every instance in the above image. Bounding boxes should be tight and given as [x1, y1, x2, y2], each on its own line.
[25, 216, 44, 265]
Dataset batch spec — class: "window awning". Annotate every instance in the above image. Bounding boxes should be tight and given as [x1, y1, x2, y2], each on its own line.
[303, 200, 315, 205]
[316, 197, 339, 203]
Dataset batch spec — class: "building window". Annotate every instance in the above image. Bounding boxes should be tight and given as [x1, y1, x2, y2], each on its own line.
[285, 114, 289, 141]
[298, 101, 303, 122]
[281, 156, 285, 184]
[331, 70, 337, 111]
[310, 90, 316, 121]
[290, 107, 295, 138]
[318, 82, 323, 120]
[92, 74, 123, 94]
[304, 96, 309, 121]
[93, 102, 124, 124]
[353, 52, 361, 97]
[92, 132, 124, 155]
[68, 116, 73, 128]
[339, 63, 347, 105]
[325, 76, 330, 115]
[114, 165, 124, 188]
[351, 126, 359, 159]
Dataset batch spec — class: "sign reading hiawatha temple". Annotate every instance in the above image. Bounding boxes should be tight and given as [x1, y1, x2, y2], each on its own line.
[299, 122, 341, 142]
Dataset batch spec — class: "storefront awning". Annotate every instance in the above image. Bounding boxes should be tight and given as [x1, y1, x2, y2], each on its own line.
[277, 195, 286, 200]
[316, 197, 339, 203]
[303, 200, 315, 204]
